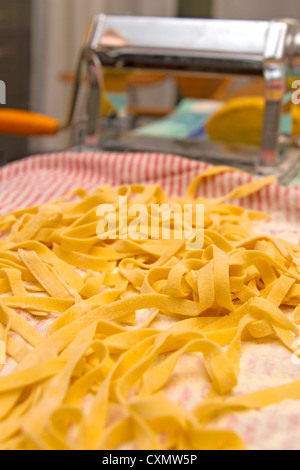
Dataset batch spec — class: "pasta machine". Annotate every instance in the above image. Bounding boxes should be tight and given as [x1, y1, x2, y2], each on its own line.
[3, 15, 300, 182]
[67, 15, 300, 182]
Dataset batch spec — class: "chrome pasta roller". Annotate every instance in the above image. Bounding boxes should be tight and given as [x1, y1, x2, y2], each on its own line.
[68, 15, 300, 182]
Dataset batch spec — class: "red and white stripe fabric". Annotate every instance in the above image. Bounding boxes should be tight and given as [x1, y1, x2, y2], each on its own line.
[1, 151, 300, 450]
[0, 152, 300, 230]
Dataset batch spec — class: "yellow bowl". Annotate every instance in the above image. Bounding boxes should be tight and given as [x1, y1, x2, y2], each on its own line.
[206, 96, 300, 146]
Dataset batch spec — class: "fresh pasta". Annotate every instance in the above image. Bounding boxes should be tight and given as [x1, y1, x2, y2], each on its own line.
[0, 166, 299, 450]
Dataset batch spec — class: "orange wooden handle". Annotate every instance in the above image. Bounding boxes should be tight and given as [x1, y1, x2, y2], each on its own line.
[0, 109, 59, 136]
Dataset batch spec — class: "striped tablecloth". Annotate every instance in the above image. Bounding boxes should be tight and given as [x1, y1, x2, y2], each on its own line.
[1, 151, 300, 450]
[0, 151, 299, 221]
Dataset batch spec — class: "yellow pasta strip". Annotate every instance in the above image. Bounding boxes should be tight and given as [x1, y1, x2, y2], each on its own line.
[0, 277, 10, 295]
[186, 166, 245, 199]
[7, 205, 62, 244]
[1, 296, 74, 314]
[53, 244, 116, 272]
[0, 300, 44, 347]
[79, 274, 105, 298]
[12, 241, 84, 291]
[18, 250, 70, 299]
[0, 359, 65, 393]
[47, 288, 128, 336]
[1, 268, 28, 296]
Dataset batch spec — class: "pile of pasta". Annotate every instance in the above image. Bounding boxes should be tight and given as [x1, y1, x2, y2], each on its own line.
[0, 166, 300, 450]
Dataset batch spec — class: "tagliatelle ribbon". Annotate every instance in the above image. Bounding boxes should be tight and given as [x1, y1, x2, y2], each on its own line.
[0, 166, 299, 450]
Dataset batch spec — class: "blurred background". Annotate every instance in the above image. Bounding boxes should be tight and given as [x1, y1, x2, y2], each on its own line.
[1, 0, 300, 163]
